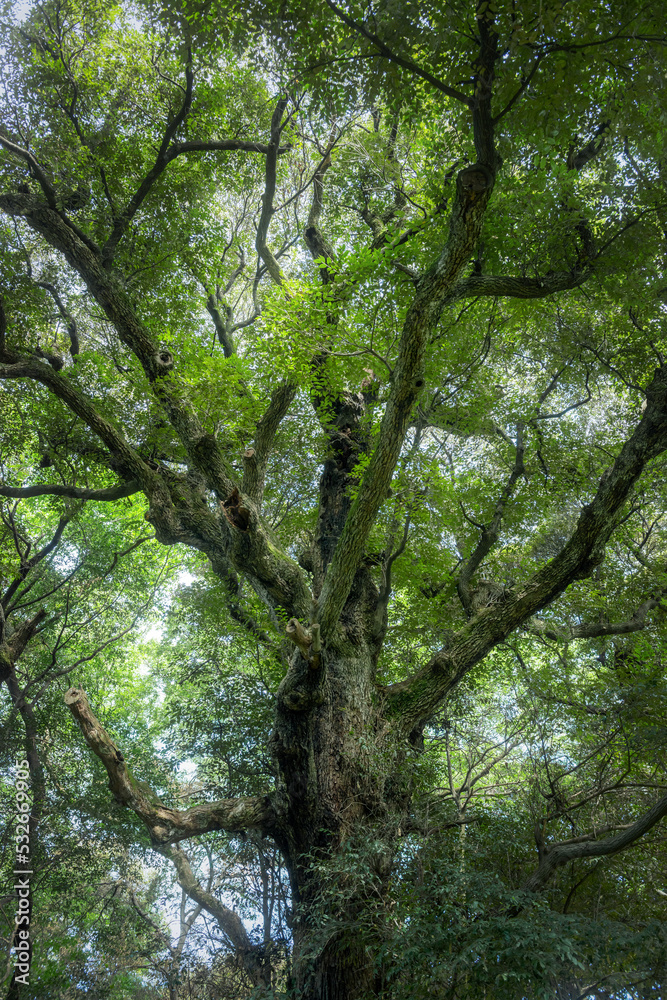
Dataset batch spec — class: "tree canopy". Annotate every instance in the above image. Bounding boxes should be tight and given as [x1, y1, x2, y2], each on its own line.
[1, 0, 667, 997]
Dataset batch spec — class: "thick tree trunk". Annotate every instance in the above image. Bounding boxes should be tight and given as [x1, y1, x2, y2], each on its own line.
[264, 373, 401, 999]
[271, 613, 403, 1000]
[291, 924, 376, 1000]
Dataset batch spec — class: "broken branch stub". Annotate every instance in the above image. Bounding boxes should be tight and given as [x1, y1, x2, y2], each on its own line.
[286, 618, 312, 659]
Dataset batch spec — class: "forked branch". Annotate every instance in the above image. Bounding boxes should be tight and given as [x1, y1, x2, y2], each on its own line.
[521, 790, 667, 892]
[317, 131, 499, 640]
[157, 843, 269, 984]
[457, 424, 525, 616]
[323, 0, 471, 106]
[383, 362, 667, 731]
[256, 97, 290, 286]
[529, 585, 667, 642]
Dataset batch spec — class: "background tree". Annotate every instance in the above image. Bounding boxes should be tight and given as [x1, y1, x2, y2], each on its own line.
[1, 0, 667, 996]
[0, 492, 175, 997]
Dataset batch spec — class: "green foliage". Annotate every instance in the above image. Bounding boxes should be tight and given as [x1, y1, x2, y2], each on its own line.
[1, 0, 667, 995]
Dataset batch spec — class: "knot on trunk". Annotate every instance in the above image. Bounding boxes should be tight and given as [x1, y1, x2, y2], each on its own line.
[156, 349, 174, 372]
[457, 164, 494, 202]
[222, 487, 251, 531]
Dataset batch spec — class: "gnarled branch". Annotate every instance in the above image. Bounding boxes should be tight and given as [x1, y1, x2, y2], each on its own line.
[34, 280, 79, 356]
[0, 480, 140, 501]
[64, 687, 275, 844]
[449, 269, 590, 302]
[529, 585, 666, 642]
[157, 843, 269, 985]
[242, 382, 297, 506]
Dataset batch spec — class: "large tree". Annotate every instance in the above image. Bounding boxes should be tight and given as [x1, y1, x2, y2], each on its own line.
[1, 0, 667, 996]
